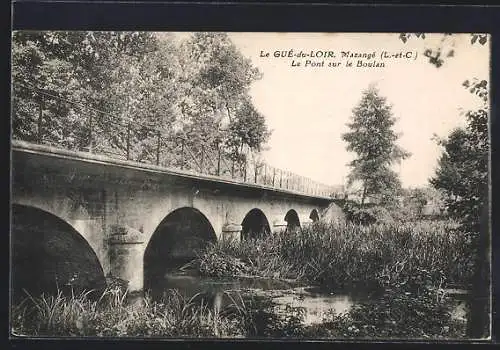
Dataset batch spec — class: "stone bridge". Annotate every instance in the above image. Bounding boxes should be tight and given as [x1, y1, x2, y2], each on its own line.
[11, 140, 344, 297]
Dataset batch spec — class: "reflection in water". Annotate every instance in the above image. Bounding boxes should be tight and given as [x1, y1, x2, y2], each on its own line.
[145, 271, 471, 330]
[452, 301, 468, 322]
[273, 293, 353, 325]
[151, 271, 296, 305]
[163, 272, 293, 293]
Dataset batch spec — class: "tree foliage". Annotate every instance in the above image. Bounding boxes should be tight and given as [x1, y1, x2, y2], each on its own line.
[399, 33, 490, 339]
[12, 31, 162, 153]
[399, 33, 488, 68]
[174, 32, 267, 164]
[342, 85, 410, 206]
[430, 79, 489, 232]
[399, 187, 446, 220]
[11, 31, 270, 167]
[225, 97, 271, 162]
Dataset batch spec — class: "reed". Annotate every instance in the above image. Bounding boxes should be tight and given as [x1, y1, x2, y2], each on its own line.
[11, 286, 307, 338]
[11, 287, 244, 337]
[195, 220, 474, 291]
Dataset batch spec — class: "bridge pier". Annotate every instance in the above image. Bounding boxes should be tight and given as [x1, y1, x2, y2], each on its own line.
[221, 223, 242, 242]
[272, 219, 288, 234]
[108, 225, 145, 292]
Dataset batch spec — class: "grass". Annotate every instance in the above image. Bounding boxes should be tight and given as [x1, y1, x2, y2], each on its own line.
[12, 287, 242, 337]
[194, 219, 474, 292]
[189, 219, 474, 339]
[11, 286, 311, 338]
[11, 219, 475, 338]
[12, 285, 467, 338]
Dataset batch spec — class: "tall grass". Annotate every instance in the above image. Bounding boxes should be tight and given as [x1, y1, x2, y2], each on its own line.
[11, 287, 309, 338]
[195, 220, 474, 291]
[191, 219, 473, 339]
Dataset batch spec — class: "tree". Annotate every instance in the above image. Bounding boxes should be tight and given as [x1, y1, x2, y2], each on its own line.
[11, 31, 162, 154]
[342, 85, 410, 207]
[399, 186, 446, 220]
[399, 33, 490, 338]
[401, 187, 428, 218]
[430, 79, 489, 339]
[430, 79, 489, 233]
[399, 33, 488, 69]
[172, 32, 270, 172]
[397, 35, 489, 226]
[12, 31, 271, 177]
[225, 97, 271, 159]
[97, 35, 181, 162]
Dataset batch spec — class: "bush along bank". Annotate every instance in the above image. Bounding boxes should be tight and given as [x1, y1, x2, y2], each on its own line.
[301, 288, 467, 339]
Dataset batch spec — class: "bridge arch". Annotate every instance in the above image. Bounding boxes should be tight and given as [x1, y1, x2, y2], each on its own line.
[284, 209, 301, 233]
[11, 204, 106, 301]
[309, 209, 320, 222]
[143, 207, 216, 291]
[241, 208, 271, 240]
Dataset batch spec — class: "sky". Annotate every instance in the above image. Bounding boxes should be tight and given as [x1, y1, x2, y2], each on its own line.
[227, 33, 490, 189]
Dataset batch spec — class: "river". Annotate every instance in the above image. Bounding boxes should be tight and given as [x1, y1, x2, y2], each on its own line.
[145, 269, 469, 329]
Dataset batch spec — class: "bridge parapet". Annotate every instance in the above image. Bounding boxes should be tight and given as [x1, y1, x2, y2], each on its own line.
[12, 81, 343, 198]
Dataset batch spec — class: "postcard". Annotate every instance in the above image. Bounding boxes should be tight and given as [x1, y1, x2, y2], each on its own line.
[10, 31, 491, 340]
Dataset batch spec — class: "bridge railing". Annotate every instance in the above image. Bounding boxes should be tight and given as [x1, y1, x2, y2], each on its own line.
[12, 80, 341, 198]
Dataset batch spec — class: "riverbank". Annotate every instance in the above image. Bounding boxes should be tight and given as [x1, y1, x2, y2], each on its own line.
[12, 284, 467, 338]
[11, 219, 474, 338]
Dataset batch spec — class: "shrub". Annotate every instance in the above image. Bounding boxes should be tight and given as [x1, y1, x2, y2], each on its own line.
[341, 201, 397, 225]
[341, 201, 378, 225]
[317, 288, 466, 339]
[195, 242, 251, 277]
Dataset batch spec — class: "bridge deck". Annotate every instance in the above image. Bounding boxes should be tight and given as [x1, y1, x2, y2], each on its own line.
[12, 140, 339, 202]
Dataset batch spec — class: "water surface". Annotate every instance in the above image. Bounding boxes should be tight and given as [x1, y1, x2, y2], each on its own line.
[147, 270, 470, 328]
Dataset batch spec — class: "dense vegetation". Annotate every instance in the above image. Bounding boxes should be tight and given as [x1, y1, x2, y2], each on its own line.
[11, 286, 466, 339]
[339, 47, 490, 336]
[12, 31, 270, 170]
[194, 220, 473, 290]
[12, 219, 472, 339]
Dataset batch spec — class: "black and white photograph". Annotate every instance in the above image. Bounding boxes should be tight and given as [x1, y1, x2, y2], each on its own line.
[10, 31, 491, 340]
